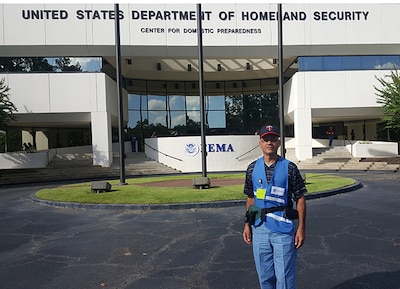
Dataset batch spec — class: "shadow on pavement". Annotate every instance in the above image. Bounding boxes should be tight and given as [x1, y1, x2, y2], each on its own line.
[330, 270, 400, 289]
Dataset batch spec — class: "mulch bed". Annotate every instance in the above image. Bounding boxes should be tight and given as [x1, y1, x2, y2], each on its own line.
[136, 178, 244, 188]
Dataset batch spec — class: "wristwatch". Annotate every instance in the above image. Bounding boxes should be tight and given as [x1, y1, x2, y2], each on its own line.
[244, 211, 250, 223]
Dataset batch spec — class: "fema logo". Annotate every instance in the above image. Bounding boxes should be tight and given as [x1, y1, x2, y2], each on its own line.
[185, 143, 199, 157]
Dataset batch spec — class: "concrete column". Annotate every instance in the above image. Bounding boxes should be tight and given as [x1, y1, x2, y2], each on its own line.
[91, 111, 113, 167]
[22, 130, 34, 149]
[294, 108, 313, 161]
[35, 131, 48, 150]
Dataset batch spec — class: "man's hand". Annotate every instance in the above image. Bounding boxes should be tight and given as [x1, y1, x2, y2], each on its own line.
[243, 196, 254, 245]
[243, 223, 252, 245]
[294, 196, 306, 249]
[294, 227, 305, 249]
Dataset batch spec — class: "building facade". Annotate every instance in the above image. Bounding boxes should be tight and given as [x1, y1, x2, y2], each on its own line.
[1, 3, 399, 169]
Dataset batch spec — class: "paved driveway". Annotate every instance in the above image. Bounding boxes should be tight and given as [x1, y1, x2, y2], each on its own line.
[0, 171, 399, 289]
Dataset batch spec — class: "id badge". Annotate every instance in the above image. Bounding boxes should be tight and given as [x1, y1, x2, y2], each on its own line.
[271, 186, 285, 196]
[256, 188, 267, 200]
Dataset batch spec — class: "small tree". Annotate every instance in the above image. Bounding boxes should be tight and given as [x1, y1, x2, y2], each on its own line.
[0, 78, 17, 152]
[375, 68, 400, 139]
[0, 78, 17, 129]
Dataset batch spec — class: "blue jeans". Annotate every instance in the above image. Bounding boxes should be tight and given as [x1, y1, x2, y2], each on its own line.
[252, 224, 297, 289]
[329, 136, 333, 146]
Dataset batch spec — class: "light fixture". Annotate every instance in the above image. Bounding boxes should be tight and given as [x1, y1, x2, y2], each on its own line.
[188, 64, 192, 71]
[273, 59, 278, 65]
[157, 63, 161, 70]
[217, 64, 221, 71]
[125, 59, 132, 65]
[246, 62, 251, 70]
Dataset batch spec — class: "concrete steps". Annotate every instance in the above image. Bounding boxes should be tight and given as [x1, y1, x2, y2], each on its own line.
[47, 153, 94, 167]
[1, 149, 399, 186]
[294, 147, 400, 171]
[111, 152, 180, 176]
[0, 152, 179, 186]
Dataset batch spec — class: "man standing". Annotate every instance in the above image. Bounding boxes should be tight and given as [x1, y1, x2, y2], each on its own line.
[131, 134, 137, 152]
[326, 126, 335, 146]
[242, 125, 307, 289]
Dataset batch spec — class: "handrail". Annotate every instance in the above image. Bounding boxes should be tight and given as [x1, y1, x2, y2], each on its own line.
[341, 134, 353, 155]
[235, 145, 260, 160]
[145, 143, 183, 161]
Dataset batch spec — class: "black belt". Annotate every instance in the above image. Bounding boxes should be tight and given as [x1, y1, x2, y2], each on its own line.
[246, 205, 298, 226]
[262, 206, 286, 214]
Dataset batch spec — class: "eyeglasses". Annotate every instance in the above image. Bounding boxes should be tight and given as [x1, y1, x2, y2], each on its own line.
[260, 136, 280, 143]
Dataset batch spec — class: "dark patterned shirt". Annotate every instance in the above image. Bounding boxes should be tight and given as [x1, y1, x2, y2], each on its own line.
[243, 157, 306, 207]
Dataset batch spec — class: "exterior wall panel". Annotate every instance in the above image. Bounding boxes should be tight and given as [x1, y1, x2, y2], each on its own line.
[1, 4, 400, 56]
[3, 4, 46, 45]
[5, 73, 114, 114]
[290, 71, 385, 110]
[7, 74, 51, 113]
[44, 4, 88, 45]
[49, 74, 92, 113]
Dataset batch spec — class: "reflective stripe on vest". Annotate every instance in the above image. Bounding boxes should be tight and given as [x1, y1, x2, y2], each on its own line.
[252, 156, 294, 234]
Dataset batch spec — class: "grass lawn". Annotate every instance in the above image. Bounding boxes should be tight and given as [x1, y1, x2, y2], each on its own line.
[34, 173, 356, 205]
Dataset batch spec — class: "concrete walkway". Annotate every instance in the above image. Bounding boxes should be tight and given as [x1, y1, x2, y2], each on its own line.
[0, 171, 399, 289]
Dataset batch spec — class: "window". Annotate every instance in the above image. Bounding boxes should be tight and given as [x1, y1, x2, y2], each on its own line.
[127, 79, 278, 139]
[186, 95, 200, 111]
[0, 57, 102, 73]
[206, 95, 225, 128]
[148, 95, 166, 111]
[168, 95, 185, 110]
[299, 55, 400, 71]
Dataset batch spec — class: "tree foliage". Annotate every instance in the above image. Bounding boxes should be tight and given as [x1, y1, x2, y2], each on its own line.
[375, 68, 400, 135]
[0, 78, 17, 130]
[226, 93, 279, 134]
[0, 57, 82, 72]
[0, 57, 53, 72]
[54, 57, 82, 72]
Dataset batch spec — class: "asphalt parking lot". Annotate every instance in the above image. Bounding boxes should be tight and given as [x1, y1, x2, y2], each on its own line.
[0, 170, 399, 289]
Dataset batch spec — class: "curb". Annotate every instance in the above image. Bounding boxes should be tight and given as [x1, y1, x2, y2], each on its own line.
[304, 181, 363, 200]
[29, 194, 245, 210]
[29, 181, 363, 211]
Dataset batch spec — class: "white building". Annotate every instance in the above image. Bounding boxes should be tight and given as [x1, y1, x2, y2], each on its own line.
[0, 3, 399, 171]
